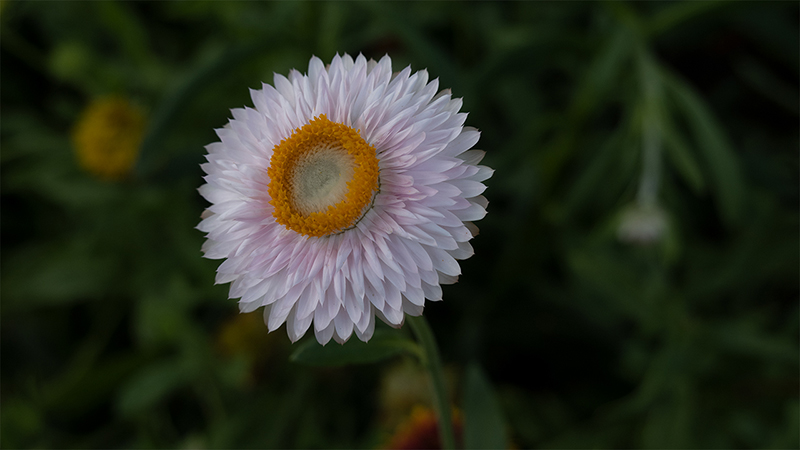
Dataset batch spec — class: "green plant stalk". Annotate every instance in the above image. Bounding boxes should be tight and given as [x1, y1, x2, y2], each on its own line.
[636, 45, 664, 208]
[407, 315, 456, 450]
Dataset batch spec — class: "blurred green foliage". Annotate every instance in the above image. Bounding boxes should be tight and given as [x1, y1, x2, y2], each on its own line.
[1, 1, 797, 448]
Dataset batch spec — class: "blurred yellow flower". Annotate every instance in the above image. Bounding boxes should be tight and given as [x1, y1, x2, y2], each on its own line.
[72, 96, 145, 180]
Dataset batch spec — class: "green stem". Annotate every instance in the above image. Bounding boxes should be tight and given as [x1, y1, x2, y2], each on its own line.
[636, 46, 664, 208]
[408, 315, 456, 450]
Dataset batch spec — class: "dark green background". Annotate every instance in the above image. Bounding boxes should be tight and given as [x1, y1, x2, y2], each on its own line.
[2, 1, 797, 448]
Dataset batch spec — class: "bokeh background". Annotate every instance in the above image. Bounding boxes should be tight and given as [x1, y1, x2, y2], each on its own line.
[2, 1, 798, 449]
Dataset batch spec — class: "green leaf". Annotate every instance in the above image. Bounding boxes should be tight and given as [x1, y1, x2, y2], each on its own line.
[539, 26, 633, 186]
[463, 362, 508, 450]
[558, 126, 629, 222]
[647, 0, 727, 37]
[662, 69, 746, 226]
[116, 358, 189, 416]
[661, 114, 706, 194]
[707, 318, 798, 363]
[733, 55, 799, 115]
[571, 27, 633, 120]
[289, 329, 419, 367]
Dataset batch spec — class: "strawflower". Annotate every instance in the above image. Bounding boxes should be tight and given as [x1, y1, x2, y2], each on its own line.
[199, 54, 491, 344]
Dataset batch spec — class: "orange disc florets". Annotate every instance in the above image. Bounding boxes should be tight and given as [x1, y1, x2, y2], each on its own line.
[267, 115, 380, 237]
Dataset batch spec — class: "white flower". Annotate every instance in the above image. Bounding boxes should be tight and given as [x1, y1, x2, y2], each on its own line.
[198, 54, 492, 344]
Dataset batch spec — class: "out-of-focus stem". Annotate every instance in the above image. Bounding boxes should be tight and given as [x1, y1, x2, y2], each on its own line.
[407, 315, 456, 450]
[637, 46, 664, 208]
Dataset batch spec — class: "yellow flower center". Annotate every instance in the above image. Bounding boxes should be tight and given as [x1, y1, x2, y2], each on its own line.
[267, 115, 380, 237]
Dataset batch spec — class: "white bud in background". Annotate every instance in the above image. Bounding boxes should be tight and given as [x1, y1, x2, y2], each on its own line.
[617, 203, 668, 245]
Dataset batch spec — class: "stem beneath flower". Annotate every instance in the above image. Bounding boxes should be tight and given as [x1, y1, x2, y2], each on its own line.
[407, 315, 457, 450]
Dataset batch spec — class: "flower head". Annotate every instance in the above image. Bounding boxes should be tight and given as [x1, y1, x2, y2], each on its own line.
[199, 54, 492, 344]
[72, 96, 145, 180]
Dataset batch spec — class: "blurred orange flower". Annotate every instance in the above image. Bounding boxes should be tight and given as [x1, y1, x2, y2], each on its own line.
[384, 405, 463, 450]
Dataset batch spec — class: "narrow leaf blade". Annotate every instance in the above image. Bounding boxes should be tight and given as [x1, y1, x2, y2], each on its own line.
[463, 362, 508, 449]
[663, 69, 746, 225]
